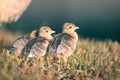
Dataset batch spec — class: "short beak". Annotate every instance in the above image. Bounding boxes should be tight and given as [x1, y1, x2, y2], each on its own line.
[31, 29, 37, 33]
[52, 31, 56, 33]
[76, 26, 79, 29]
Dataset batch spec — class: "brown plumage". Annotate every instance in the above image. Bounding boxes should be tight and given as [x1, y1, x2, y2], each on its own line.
[48, 22, 79, 62]
[9, 30, 38, 56]
[22, 26, 55, 58]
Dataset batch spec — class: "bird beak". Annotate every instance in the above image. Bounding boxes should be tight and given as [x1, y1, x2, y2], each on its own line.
[34, 30, 37, 32]
[52, 31, 55, 33]
[76, 26, 79, 29]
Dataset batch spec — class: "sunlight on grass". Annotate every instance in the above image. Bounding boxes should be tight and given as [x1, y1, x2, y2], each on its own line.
[0, 31, 120, 80]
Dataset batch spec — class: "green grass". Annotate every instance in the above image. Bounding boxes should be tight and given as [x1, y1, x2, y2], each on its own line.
[0, 32, 120, 80]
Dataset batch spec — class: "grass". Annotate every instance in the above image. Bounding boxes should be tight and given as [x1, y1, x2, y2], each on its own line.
[0, 31, 120, 80]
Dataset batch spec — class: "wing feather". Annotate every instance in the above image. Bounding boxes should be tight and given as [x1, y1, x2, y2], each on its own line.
[48, 33, 75, 56]
[9, 37, 29, 54]
[23, 37, 47, 57]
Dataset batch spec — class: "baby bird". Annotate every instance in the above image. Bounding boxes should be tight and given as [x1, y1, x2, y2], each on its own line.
[49, 22, 79, 62]
[23, 26, 55, 58]
[9, 30, 38, 56]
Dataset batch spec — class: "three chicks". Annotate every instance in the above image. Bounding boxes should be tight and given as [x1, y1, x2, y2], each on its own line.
[9, 22, 79, 62]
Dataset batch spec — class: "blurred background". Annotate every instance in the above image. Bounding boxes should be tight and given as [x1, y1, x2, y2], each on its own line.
[5, 0, 120, 42]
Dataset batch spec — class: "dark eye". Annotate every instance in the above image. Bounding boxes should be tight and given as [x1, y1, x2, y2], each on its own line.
[69, 26, 72, 29]
[45, 30, 48, 33]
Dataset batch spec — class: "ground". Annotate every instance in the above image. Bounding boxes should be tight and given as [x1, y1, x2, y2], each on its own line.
[0, 30, 120, 80]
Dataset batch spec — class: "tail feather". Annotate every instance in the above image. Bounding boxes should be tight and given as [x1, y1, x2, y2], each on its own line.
[9, 47, 17, 54]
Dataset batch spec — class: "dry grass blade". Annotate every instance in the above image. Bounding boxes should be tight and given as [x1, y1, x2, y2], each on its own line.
[0, 31, 120, 80]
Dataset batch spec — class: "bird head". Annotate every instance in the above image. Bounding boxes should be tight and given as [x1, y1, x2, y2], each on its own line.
[30, 30, 38, 39]
[39, 26, 55, 41]
[63, 22, 79, 34]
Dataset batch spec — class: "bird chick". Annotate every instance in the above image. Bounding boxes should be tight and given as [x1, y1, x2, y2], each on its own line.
[9, 30, 38, 56]
[48, 22, 79, 62]
[23, 26, 55, 58]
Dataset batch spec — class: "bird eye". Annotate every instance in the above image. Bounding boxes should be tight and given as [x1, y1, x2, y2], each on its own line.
[69, 26, 72, 29]
[45, 30, 48, 33]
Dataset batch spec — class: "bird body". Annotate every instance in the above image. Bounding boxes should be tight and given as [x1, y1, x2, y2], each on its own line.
[48, 22, 79, 62]
[22, 26, 55, 58]
[23, 37, 49, 57]
[57, 32, 78, 56]
[9, 30, 37, 56]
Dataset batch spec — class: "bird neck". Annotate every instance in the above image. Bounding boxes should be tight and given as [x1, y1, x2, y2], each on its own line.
[72, 32, 78, 42]
[40, 35, 53, 42]
[63, 32, 78, 39]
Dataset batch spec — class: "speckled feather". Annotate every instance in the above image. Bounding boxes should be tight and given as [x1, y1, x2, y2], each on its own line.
[9, 30, 38, 55]
[48, 22, 79, 60]
[22, 26, 55, 58]
[9, 37, 29, 55]
[23, 37, 48, 57]
[49, 33, 75, 56]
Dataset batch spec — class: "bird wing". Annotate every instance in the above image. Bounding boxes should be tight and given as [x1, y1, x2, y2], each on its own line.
[23, 37, 47, 57]
[9, 37, 29, 54]
[22, 38, 38, 57]
[48, 33, 67, 56]
[49, 33, 74, 56]
[61, 34, 74, 49]
[13, 37, 29, 47]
